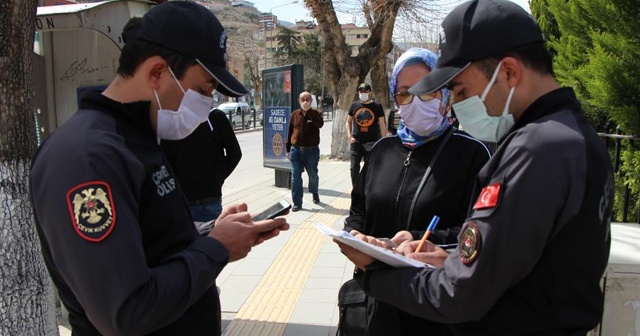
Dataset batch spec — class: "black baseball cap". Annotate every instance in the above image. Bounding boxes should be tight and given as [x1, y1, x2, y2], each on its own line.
[358, 83, 372, 91]
[409, 0, 543, 95]
[133, 1, 247, 97]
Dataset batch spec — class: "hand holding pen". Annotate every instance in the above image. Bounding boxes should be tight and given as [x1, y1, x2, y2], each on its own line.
[415, 215, 440, 253]
[393, 215, 448, 267]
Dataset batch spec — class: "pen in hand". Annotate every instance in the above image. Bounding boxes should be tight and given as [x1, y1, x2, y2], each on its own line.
[415, 215, 440, 253]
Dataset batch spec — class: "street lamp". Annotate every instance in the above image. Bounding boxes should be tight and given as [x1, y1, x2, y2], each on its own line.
[265, 1, 298, 69]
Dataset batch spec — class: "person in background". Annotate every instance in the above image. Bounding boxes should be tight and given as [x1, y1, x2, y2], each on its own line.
[29, 2, 288, 334]
[344, 48, 491, 335]
[162, 107, 242, 230]
[338, 1, 614, 335]
[346, 83, 387, 187]
[286, 91, 324, 212]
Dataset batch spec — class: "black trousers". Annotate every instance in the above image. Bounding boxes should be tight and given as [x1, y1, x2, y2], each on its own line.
[350, 142, 370, 187]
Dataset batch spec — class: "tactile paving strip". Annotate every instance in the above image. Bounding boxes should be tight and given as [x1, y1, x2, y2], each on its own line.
[223, 193, 351, 336]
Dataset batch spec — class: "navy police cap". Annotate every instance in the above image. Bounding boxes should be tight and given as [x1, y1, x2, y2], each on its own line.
[409, 0, 543, 95]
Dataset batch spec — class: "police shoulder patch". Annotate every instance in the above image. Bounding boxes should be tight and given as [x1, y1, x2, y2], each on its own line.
[459, 222, 481, 265]
[66, 181, 116, 242]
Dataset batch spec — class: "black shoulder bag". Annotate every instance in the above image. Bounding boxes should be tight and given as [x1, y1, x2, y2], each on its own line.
[336, 128, 455, 336]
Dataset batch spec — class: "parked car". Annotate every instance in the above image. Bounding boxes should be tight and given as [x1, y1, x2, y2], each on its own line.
[217, 102, 251, 129]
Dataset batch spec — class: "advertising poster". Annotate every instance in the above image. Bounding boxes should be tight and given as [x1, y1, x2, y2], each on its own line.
[263, 69, 292, 170]
[262, 65, 303, 171]
[284, 70, 291, 93]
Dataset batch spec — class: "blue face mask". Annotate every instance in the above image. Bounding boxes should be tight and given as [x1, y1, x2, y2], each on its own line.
[452, 61, 515, 143]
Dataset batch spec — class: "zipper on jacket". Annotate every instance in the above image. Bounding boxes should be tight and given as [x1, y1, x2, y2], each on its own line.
[394, 149, 412, 230]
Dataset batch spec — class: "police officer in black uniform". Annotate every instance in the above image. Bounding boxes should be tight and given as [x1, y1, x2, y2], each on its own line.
[29, 2, 288, 335]
[337, 1, 614, 335]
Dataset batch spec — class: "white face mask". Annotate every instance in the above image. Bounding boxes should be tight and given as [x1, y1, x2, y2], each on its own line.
[452, 61, 515, 143]
[300, 101, 311, 111]
[398, 97, 443, 137]
[155, 68, 213, 140]
[359, 92, 370, 102]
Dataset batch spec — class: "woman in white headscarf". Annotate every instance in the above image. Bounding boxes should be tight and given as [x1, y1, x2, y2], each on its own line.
[343, 48, 492, 335]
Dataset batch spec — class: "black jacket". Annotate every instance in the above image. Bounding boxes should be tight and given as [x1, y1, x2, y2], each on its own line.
[362, 88, 614, 335]
[30, 91, 229, 335]
[345, 128, 491, 244]
[161, 109, 242, 203]
[345, 127, 490, 335]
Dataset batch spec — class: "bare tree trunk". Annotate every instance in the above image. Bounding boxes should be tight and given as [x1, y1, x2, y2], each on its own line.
[0, 1, 58, 334]
[306, 0, 402, 160]
[244, 53, 262, 110]
[254, 82, 262, 110]
[330, 107, 350, 160]
[371, 56, 391, 122]
[227, 30, 263, 111]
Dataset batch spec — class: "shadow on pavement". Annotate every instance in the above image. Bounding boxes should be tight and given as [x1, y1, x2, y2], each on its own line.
[222, 319, 337, 336]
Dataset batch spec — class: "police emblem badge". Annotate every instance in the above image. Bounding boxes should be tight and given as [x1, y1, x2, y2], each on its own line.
[459, 222, 481, 265]
[66, 181, 116, 242]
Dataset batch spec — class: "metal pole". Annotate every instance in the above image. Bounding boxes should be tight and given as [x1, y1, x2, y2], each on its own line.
[270, 11, 273, 68]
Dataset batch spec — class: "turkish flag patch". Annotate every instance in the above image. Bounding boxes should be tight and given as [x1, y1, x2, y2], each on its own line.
[66, 181, 116, 242]
[473, 183, 502, 210]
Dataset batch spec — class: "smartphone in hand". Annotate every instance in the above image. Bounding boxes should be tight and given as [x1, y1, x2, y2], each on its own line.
[252, 200, 292, 221]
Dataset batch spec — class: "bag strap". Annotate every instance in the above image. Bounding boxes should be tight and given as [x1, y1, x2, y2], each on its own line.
[405, 127, 455, 230]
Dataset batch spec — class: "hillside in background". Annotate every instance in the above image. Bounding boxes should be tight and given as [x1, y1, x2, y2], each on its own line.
[199, 0, 262, 40]
[199, 0, 296, 38]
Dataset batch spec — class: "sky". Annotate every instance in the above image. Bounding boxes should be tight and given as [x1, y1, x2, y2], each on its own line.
[249, 0, 531, 25]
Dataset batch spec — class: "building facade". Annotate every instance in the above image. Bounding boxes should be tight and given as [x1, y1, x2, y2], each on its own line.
[231, 0, 256, 10]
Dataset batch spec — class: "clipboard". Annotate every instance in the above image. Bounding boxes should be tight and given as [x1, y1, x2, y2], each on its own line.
[315, 223, 433, 268]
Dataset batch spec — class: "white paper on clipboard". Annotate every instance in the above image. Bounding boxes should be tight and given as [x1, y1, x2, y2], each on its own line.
[315, 223, 432, 268]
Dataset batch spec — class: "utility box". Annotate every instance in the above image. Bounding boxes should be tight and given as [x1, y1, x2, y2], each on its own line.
[33, 0, 152, 142]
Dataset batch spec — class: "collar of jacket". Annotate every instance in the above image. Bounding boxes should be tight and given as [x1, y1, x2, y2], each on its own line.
[79, 90, 155, 139]
[296, 108, 316, 114]
[510, 87, 580, 135]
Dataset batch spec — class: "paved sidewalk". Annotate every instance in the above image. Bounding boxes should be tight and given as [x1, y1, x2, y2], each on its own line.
[219, 127, 353, 335]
